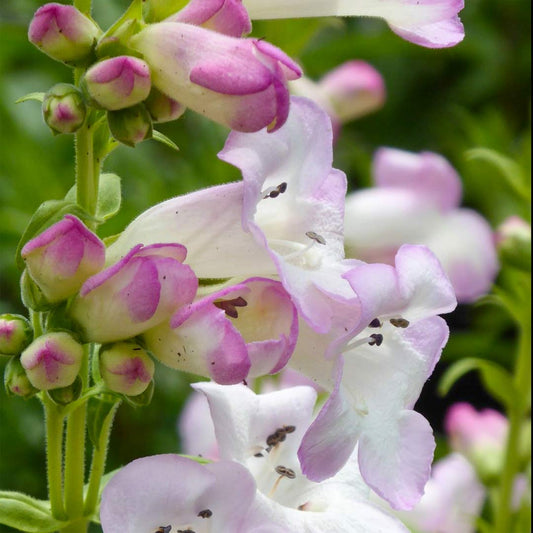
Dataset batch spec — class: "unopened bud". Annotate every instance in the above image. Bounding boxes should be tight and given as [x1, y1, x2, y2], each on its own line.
[28, 3, 100, 64]
[20, 332, 83, 391]
[99, 342, 154, 396]
[84, 56, 151, 111]
[21, 215, 105, 303]
[144, 88, 185, 123]
[0, 314, 32, 356]
[5, 357, 39, 398]
[107, 104, 153, 147]
[496, 216, 531, 272]
[42, 83, 86, 134]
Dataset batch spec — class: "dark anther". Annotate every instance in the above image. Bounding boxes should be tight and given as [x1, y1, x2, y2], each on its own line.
[390, 318, 410, 328]
[368, 334, 383, 346]
[254, 452, 264, 457]
[177, 530, 195, 533]
[156, 527, 171, 533]
[266, 432, 280, 447]
[275, 465, 296, 479]
[305, 231, 326, 245]
[213, 296, 248, 319]
[263, 182, 288, 199]
[283, 425, 296, 434]
[198, 509, 213, 519]
[368, 318, 382, 328]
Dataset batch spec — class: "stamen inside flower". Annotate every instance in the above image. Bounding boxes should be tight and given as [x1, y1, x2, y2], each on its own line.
[269, 465, 297, 496]
[368, 318, 382, 328]
[262, 182, 288, 199]
[344, 333, 383, 351]
[156, 527, 171, 533]
[197, 509, 212, 519]
[213, 296, 248, 318]
[305, 231, 326, 245]
[390, 317, 410, 328]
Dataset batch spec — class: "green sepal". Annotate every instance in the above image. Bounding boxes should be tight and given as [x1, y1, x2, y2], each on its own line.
[152, 130, 180, 152]
[103, 233, 121, 247]
[4, 356, 39, 399]
[44, 302, 77, 333]
[15, 92, 45, 104]
[65, 173, 122, 223]
[143, 0, 188, 22]
[15, 200, 95, 270]
[87, 394, 120, 450]
[0, 491, 68, 532]
[20, 270, 55, 312]
[46, 376, 83, 406]
[122, 379, 154, 407]
[93, 118, 119, 162]
[96, 0, 145, 59]
[439, 357, 520, 410]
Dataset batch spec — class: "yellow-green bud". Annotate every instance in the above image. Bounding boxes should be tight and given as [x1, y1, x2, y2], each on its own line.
[0, 314, 32, 356]
[107, 105, 153, 147]
[42, 83, 86, 134]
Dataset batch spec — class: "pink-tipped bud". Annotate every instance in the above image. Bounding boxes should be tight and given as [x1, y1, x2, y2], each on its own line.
[4, 357, 38, 398]
[42, 83, 86, 134]
[20, 332, 83, 391]
[21, 215, 106, 303]
[107, 104, 153, 147]
[28, 3, 100, 64]
[99, 342, 154, 396]
[84, 56, 151, 111]
[0, 314, 32, 356]
[445, 403, 508, 481]
[496, 216, 531, 272]
[144, 88, 185, 123]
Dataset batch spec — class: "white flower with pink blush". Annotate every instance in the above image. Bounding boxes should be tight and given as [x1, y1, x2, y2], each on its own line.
[291, 245, 457, 510]
[242, 0, 464, 48]
[190, 382, 409, 532]
[344, 148, 499, 302]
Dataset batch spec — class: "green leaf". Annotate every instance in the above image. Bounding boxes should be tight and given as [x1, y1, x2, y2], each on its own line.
[15, 200, 94, 270]
[466, 148, 530, 201]
[87, 395, 120, 450]
[96, 173, 122, 221]
[439, 358, 520, 409]
[0, 491, 67, 532]
[15, 92, 45, 104]
[152, 130, 180, 152]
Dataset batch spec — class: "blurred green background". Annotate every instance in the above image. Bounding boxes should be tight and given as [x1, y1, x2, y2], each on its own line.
[0, 0, 530, 513]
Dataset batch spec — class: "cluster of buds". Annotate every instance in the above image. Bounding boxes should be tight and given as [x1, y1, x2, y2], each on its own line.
[27, 1, 302, 143]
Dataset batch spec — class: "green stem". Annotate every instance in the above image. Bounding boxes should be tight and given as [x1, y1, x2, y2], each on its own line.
[494, 309, 531, 533]
[61, 350, 90, 533]
[84, 401, 120, 517]
[75, 117, 99, 221]
[30, 310, 43, 337]
[43, 397, 66, 520]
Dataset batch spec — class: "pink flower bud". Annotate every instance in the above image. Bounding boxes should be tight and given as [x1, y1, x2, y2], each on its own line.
[20, 332, 83, 391]
[28, 3, 100, 64]
[144, 88, 185, 123]
[496, 215, 531, 271]
[84, 56, 152, 111]
[0, 314, 32, 356]
[4, 357, 39, 398]
[130, 22, 301, 132]
[21, 215, 106, 303]
[71, 243, 198, 343]
[42, 83, 86, 134]
[99, 342, 154, 396]
[445, 403, 508, 480]
[167, 0, 252, 38]
[107, 104, 153, 147]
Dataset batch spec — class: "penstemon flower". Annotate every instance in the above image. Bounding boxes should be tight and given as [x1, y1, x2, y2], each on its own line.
[129, 22, 302, 132]
[241, 0, 465, 48]
[291, 245, 457, 509]
[344, 148, 499, 302]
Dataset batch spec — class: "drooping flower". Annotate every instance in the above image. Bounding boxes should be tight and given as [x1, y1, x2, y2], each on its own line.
[241, 0, 465, 48]
[291, 245, 457, 510]
[191, 382, 409, 532]
[100, 455, 257, 533]
[144, 277, 298, 384]
[394, 453, 486, 533]
[106, 98, 360, 336]
[129, 22, 301, 132]
[21, 214, 105, 303]
[344, 148, 499, 302]
[290, 60, 385, 137]
[70, 243, 197, 343]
